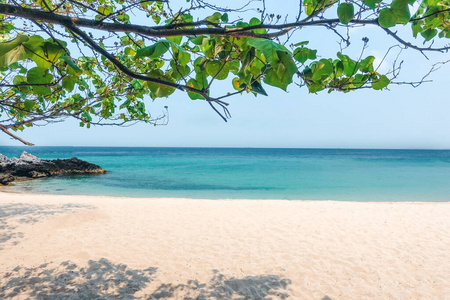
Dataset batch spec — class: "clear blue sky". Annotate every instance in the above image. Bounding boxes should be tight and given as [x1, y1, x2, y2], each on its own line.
[1, 0, 450, 149]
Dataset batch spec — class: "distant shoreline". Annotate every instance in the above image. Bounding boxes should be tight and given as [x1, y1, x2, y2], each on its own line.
[1, 189, 449, 203]
[2, 145, 450, 150]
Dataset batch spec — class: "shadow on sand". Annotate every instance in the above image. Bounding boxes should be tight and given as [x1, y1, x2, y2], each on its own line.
[0, 203, 93, 250]
[0, 258, 292, 299]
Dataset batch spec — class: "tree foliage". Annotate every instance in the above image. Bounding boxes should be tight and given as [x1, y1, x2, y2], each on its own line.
[0, 0, 449, 145]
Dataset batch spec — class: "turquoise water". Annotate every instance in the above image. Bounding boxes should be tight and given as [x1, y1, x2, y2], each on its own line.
[1, 147, 450, 201]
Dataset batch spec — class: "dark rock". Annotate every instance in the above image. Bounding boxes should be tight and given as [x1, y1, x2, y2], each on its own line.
[0, 151, 108, 185]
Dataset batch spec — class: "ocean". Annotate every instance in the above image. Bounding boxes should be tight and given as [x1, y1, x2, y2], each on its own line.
[1, 147, 450, 201]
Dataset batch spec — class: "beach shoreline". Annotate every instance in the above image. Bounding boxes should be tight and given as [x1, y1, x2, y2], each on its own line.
[1, 191, 449, 299]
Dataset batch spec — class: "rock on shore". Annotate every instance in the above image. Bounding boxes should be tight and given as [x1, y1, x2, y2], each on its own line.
[0, 152, 108, 185]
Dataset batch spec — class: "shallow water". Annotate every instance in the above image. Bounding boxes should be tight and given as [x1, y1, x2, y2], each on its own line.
[1, 147, 450, 201]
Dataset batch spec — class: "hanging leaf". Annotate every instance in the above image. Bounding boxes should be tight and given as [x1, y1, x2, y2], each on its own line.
[28, 40, 66, 69]
[0, 35, 29, 57]
[221, 13, 229, 22]
[337, 3, 355, 25]
[62, 76, 78, 92]
[12, 75, 31, 94]
[0, 35, 30, 68]
[263, 51, 298, 91]
[27, 67, 53, 95]
[187, 78, 204, 100]
[135, 39, 188, 59]
[390, 0, 410, 24]
[135, 41, 170, 59]
[205, 12, 222, 24]
[364, 0, 382, 9]
[378, 8, 398, 28]
[152, 15, 161, 24]
[145, 70, 176, 99]
[421, 28, 438, 41]
[0, 45, 27, 68]
[337, 52, 358, 76]
[250, 79, 268, 96]
[247, 38, 290, 65]
[372, 75, 390, 90]
[206, 61, 230, 80]
[61, 56, 82, 76]
[293, 47, 317, 64]
[358, 56, 375, 72]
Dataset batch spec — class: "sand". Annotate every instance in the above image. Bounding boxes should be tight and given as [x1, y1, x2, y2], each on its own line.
[0, 191, 449, 299]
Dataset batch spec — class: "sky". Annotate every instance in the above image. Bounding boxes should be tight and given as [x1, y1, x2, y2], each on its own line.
[1, 0, 450, 149]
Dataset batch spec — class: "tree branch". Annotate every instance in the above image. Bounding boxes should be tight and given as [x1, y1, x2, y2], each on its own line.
[63, 22, 207, 96]
[1, 3, 449, 54]
[382, 27, 450, 53]
[0, 125, 34, 146]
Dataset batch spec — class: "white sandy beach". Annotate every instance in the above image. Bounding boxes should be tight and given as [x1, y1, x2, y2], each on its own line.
[0, 191, 449, 299]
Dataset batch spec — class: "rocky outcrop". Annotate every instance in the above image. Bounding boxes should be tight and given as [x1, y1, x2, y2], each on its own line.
[0, 151, 108, 185]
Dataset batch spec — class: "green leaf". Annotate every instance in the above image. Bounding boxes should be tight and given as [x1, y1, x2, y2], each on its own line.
[176, 50, 191, 66]
[206, 61, 230, 80]
[359, 56, 375, 72]
[98, 5, 113, 16]
[391, 0, 410, 24]
[22, 35, 44, 54]
[247, 38, 290, 65]
[307, 82, 325, 93]
[82, 112, 92, 122]
[205, 12, 222, 24]
[412, 21, 423, 37]
[135, 39, 188, 60]
[13, 75, 31, 93]
[152, 15, 161, 24]
[249, 17, 266, 34]
[61, 56, 82, 76]
[333, 60, 344, 77]
[13, 75, 27, 85]
[0, 35, 29, 56]
[27, 67, 52, 84]
[62, 76, 78, 92]
[190, 35, 206, 45]
[378, 8, 398, 28]
[0, 44, 27, 68]
[372, 75, 390, 90]
[263, 51, 298, 91]
[220, 13, 229, 22]
[338, 3, 355, 25]
[28, 40, 65, 69]
[145, 70, 176, 99]
[294, 41, 309, 47]
[24, 100, 35, 110]
[354, 74, 369, 87]
[187, 78, 204, 100]
[120, 99, 131, 109]
[250, 79, 268, 96]
[27, 67, 53, 95]
[337, 53, 357, 76]
[293, 47, 317, 64]
[167, 36, 182, 45]
[421, 28, 438, 41]
[364, 0, 381, 9]
[311, 59, 333, 81]
[135, 41, 170, 59]
[0, 35, 30, 68]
